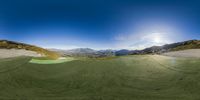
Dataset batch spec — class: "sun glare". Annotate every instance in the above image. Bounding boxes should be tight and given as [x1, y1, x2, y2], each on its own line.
[143, 32, 164, 44]
[154, 36, 162, 43]
[147, 32, 172, 46]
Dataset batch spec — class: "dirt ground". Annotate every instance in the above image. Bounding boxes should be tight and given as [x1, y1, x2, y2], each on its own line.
[163, 49, 200, 58]
[0, 49, 42, 59]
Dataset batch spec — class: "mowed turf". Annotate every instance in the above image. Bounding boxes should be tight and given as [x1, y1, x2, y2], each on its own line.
[0, 55, 200, 100]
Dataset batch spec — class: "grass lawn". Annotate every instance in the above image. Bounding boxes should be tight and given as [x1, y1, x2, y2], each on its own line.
[0, 55, 200, 100]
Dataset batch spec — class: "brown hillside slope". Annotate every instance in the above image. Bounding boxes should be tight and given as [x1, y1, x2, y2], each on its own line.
[0, 40, 60, 59]
[171, 40, 200, 51]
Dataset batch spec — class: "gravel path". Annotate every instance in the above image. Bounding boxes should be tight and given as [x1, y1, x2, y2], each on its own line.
[0, 49, 42, 59]
[163, 49, 200, 58]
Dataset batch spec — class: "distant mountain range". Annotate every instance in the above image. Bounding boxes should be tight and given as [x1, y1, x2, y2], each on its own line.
[0, 39, 199, 58]
[0, 40, 59, 59]
[50, 48, 115, 57]
[117, 40, 200, 55]
[133, 39, 200, 54]
[50, 40, 200, 57]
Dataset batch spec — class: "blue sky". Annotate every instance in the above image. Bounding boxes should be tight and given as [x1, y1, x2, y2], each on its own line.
[0, 0, 200, 50]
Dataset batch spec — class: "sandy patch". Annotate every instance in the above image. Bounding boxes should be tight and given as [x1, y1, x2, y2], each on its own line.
[0, 49, 42, 59]
[163, 49, 200, 58]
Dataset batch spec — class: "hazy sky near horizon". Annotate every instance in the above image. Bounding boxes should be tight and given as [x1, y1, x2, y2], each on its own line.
[0, 0, 200, 50]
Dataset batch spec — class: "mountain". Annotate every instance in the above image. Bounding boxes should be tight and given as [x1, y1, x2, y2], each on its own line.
[0, 40, 60, 59]
[97, 49, 116, 57]
[105, 40, 200, 56]
[115, 49, 131, 56]
[67, 48, 96, 54]
[50, 40, 200, 57]
[50, 48, 115, 57]
[131, 40, 200, 54]
[61, 48, 97, 57]
[50, 48, 97, 57]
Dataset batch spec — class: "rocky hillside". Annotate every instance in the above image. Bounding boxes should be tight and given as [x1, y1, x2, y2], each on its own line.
[114, 40, 200, 56]
[0, 40, 60, 59]
[131, 40, 200, 54]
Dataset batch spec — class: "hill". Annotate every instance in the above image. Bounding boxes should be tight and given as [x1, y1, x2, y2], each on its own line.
[131, 40, 200, 54]
[110, 40, 200, 56]
[115, 49, 131, 56]
[0, 40, 60, 59]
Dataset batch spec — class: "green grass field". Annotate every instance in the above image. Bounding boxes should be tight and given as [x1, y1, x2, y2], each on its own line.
[0, 55, 200, 100]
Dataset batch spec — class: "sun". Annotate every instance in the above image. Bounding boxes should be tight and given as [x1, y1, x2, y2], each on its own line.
[154, 36, 162, 43]
[149, 32, 171, 46]
[142, 32, 165, 45]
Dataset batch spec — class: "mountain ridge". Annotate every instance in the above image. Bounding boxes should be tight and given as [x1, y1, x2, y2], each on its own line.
[50, 39, 200, 57]
[136, 39, 200, 54]
[1, 39, 199, 58]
